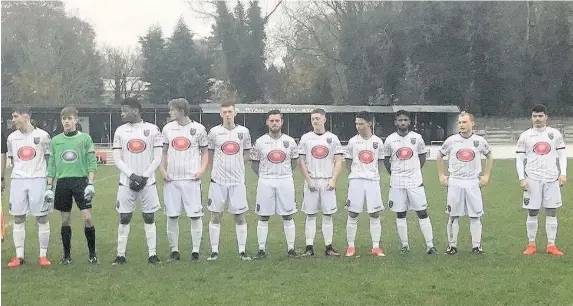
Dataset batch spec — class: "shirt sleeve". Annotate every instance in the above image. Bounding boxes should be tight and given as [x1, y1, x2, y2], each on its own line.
[290, 139, 299, 159]
[1, 134, 7, 154]
[417, 135, 426, 155]
[243, 129, 252, 150]
[85, 135, 97, 173]
[382, 137, 392, 157]
[343, 139, 353, 159]
[480, 137, 491, 156]
[112, 129, 122, 150]
[42, 133, 51, 155]
[439, 137, 452, 156]
[198, 127, 208, 147]
[333, 135, 344, 155]
[162, 127, 169, 146]
[6, 135, 12, 157]
[249, 139, 260, 161]
[555, 131, 566, 150]
[516, 132, 526, 153]
[207, 129, 215, 150]
[378, 140, 385, 159]
[153, 127, 163, 147]
[298, 135, 307, 155]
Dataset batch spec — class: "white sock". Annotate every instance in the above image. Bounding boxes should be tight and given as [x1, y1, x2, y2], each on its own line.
[396, 217, 408, 247]
[236, 223, 248, 253]
[257, 220, 269, 251]
[470, 218, 482, 248]
[322, 215, 334, 246]
[144, 223, 157, 257]
[448, 217, 459, 247]
[13, 222, 25, 258]
[117, 223, 131, 257]
[190, 218, 202, 253]
[526, 215, 538, 243]
[346, 216, 358, 248]
[283, 219, 296, 250]
[209, 222, 220, 253]
[418, 218, 434, 248]
[305, 215, 316, 246]
[166, 217, 179, 252]
[370, 217, 381, 249]
[546, 216, 558, 245]
[38, 221, 50, 257]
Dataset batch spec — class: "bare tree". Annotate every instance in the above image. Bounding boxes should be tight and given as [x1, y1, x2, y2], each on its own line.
[102, 45, 144, 102]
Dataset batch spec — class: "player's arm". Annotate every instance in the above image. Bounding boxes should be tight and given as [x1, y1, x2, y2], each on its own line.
[143, 132, 163, 178]
[556, 132, 567, 185]
[243, 129, 253, 163]
[418, 135, 427, 168]
[43, 134, 51, 168]
[207, 129, 215, 171]
[290, 139, 299, 171]
[382, 141, 391, 174]
[198, 146, 209, 176]
[344, 139, 353, 172]
[436, 138, 451, 185]
[160, 144, 169, 177]
[112, 132, 134, 177]
[1, 134, 7, 190]
[515, 133, 526, 183]
[250, 141, 260, 176]
[297, 136, 313, 184]
[47, 140, 56, 186]
[331, 137, 344, 184]
[86, 136, 97, 182]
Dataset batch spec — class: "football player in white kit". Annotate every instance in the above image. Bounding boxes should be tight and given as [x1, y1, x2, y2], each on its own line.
[299, 108, 344, 257]
[112, 98, 163, 265]
[383, 110, 437, 255]
[437, 112, 493, 255]
[516, 104, 567, 256]
[161, 98, 208, 261]
[206, 103, 252, 261]
[251, 110, 299, 259]
[6, 107, 52, 268]
[343, 111, 385, 257]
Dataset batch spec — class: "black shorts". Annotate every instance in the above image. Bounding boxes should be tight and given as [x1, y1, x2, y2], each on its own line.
[54, 177, 91, 212]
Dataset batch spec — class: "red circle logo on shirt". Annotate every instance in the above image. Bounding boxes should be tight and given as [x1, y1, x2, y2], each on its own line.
[221, 141, 240, 155]
[172, 137, 191, 151]
[396, 147, 414, 160]
[311, 145, 329, 159]
[267, 150, 287, 163]
[17, 146, 36, 161]
[358, 150, 374, 164]
[456, 149, 475, 162]
[533, 142, 551, 155]
[127, 139, 146, 153]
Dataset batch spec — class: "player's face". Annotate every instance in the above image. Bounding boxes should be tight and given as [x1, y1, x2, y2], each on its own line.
[531, 111, 547, 128]
[61, 115, 77, 132]
[310, 113, 326, 130]
[355, 118, 371, 135]
[11, 112, 29, 129]
[121, 106, 138, 123]
[169, 106, 184, 121]
[267, 114, 282, 133]
[458, 114, 474, 133]
[395, 114, 410, 132]
[220, 106, 236, 124]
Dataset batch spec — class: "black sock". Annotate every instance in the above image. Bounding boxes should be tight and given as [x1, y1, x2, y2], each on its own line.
[84, 226, 96, 256]
[61, 226, 72, 258]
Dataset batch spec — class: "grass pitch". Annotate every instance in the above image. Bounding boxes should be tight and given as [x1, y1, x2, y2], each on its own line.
[2, 160, 573, 305]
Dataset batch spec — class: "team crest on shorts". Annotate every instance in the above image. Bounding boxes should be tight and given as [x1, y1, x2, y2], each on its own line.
[373, 142, 378, 149]
[447, 205, 451, 212]
[473, 140, 479, 147]
[548, 133, 554, 140]
[345, 199, 351, 207]
[388, 200, 393, 208]
[190, 128, 196, 136]
[410, 138, 416, 145]
[33, 137, 40, 144]
[283, 141, 289, 148]
[524, 197, 530, 206]
[326, 137, 332, 144]
[207, 198, 212, 206]
[237, 133, 243, 140]
[256, 204, 260, 212]
[144, 129, 150, 137]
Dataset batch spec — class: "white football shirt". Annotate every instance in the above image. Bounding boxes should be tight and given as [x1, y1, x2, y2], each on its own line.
[516, 127, 566, 182]
[208, 124, 252, 185]
[7, 128, 51, 178]
[113, 121, 163, 186]
[298, 131, 344, 179]
[162, 121, 208, 180]
[383, 131, 425, 188]
[439, 133, 491, 180]
[251, 134, 298, 179]
[344, 134, 384, 180]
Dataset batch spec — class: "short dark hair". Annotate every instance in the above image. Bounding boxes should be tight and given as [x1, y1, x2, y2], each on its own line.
[220, 103, 235, 109]
[459, 111, 475, 122]
[395, 109, 410, 119]
[355, 111, 373, 122]
[168, 98, 190, 116]
[311, 108, 326, 116]
[267, 109, 282, 119]
[12, 106, 31, 116]
[121, 97, 142, 111]
[60, 107, 79, 118]
[531, 104, 547, 115]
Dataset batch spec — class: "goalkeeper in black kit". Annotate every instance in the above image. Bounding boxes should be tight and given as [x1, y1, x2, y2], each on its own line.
[112, 98, 163, 265]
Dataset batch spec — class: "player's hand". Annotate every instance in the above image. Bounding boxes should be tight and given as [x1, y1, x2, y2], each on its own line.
[130, 174, 144, 184]
[327, 179, 336, 191]
[306, 179, 317, 192]
[558, 175, 567, 187]
[84, 183, 95, 202]
[519, 179, 528, 191]
[44, 187, 54, 203]
[163, 173, 171, 182]
[192, 170, 204, 181]
[439, 175, 449, 186]
[1, 178, 4, 192]
[479, 175, 490, 187]
[141, 176, 148, 187]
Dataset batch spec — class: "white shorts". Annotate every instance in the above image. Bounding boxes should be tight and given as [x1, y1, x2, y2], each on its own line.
[255, 177, 297, 216]
[116, 185, 161, 214]
[9, 178, 50, 216]
[164, 180, 204, 217]
[389, 186, 428, 212]
[345, 179, 383, 214]
[207, 182, 248, 215]
[446, 178, 484, 217]
[523, 178, 562, 210]
[302, 178, 338, 215]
